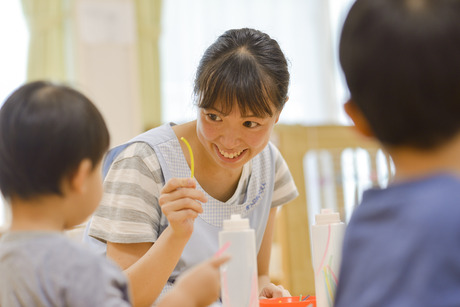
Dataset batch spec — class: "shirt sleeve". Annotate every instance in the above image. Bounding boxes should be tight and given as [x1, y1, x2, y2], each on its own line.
[271, 144, 299, 208]
[88, 142, 165, 244]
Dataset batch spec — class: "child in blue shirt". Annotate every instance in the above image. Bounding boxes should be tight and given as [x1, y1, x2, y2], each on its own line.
[334, 0, 460, 306]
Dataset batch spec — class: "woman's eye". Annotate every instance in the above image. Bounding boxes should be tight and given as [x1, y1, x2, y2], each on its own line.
[243, 121, 259, 128]
[207, 113, 222, 121]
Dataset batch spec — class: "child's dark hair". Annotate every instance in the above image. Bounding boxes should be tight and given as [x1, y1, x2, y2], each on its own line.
[0, 81, 110, 199]
[340, 0, 460, 149]
[194, 28, 290, 118]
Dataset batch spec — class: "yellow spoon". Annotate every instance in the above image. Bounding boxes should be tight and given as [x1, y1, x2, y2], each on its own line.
[180, 137, 195, 178]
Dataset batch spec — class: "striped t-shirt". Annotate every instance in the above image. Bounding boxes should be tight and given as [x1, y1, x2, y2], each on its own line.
[89, 142, 298, 244]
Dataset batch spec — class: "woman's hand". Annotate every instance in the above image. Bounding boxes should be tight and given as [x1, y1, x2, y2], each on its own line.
[159, 177, 207, 239]
[259, 283, 291, 299]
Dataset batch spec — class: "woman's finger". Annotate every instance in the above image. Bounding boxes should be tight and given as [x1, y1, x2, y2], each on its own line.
[161, 177, 196, 194]
[161, 198, 204, 215]
[159, 187, 207, 206]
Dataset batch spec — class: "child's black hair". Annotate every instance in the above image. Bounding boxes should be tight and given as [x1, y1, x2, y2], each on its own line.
[0, 81, 110, 199]
[340, 0, 460, 149]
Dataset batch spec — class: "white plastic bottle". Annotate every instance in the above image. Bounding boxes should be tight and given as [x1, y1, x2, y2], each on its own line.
[311, 209, 346, 307]
[219, 214, 259, 307]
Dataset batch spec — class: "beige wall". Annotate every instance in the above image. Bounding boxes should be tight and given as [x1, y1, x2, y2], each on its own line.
[71, 0, 143, 147]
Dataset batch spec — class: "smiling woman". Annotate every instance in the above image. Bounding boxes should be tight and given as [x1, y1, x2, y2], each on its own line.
[0, 0, 29, 231]
[84, 28, 299, 306]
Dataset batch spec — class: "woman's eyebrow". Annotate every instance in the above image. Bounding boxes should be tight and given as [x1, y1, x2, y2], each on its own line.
[205, 106, 223, 113]
[242, 113, 270, 119]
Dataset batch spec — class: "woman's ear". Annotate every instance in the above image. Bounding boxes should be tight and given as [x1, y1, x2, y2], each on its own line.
[274, 111, 281, 124]
[69, 159, 93, 194]
[344, 100, 374, 138]
[274, 97, 289, 124]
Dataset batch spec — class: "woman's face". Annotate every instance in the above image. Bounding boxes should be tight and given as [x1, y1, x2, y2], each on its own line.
[196, 101, 280, 170]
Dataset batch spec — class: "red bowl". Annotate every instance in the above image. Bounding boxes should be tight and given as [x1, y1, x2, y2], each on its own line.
[259, 296, 316, 307]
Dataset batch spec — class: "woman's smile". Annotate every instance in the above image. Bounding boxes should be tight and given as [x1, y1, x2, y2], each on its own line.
[214, 144, 248, 162]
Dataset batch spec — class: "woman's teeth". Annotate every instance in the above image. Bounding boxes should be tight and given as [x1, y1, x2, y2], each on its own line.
[219, 148, 244, 159]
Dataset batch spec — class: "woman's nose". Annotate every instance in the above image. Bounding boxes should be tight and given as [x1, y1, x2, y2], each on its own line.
[219, 124, 241, 149]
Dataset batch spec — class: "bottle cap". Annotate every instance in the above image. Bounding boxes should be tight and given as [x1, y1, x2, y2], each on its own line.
[223, 214, 250, 231]
[315, 209, 342, 225]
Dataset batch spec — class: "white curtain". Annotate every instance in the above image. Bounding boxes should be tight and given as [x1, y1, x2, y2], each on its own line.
[160, 0, 355, 125]
[0, 0, 29, 104]
[0, 0, 28, 231]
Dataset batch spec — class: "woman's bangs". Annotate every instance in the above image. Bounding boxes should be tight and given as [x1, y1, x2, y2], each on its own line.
[197, 61, 275, 118]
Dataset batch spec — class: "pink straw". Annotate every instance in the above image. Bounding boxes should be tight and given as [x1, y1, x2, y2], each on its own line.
[214, 241, 231, 258]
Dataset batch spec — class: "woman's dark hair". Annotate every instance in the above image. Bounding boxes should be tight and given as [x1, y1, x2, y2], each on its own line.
[0, 81, 110, 199]
[194, 28, 290, 117]
[340, 0, 460, 149]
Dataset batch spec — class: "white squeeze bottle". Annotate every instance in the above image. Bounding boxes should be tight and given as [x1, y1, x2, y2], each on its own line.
[219, 214, 259, 307]
[311, 209, 346, 307]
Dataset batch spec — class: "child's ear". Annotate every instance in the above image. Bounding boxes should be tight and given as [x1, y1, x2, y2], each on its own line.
[69, 159, 93, 193]
[344, 100, 374, 138]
